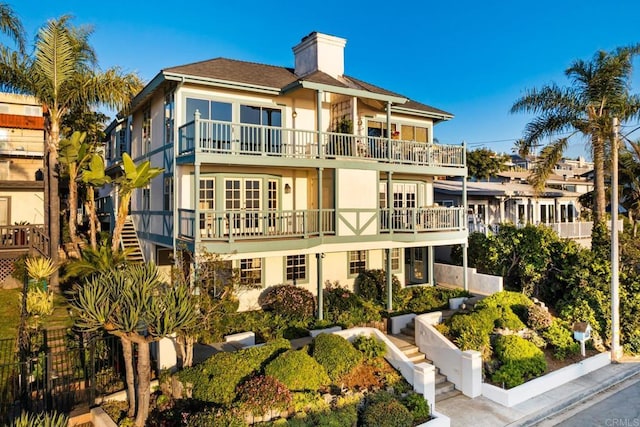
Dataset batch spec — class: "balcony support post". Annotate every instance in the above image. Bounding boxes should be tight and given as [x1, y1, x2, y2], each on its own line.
[428, 246, 435, 286]
[387, 172, 393, 234]
[316, 252, 324, 320]
[317, 90, 324, 159]
[194, 163, 201, 245]
[386, 248, 393, 312]
[386, 101, 392, 161]
[318, 167, 324, 237]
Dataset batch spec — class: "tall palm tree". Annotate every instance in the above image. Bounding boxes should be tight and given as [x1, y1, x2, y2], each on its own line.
[511, 45, 640, 222]
[0, 16, 142, 288]
[0, 2, 25, 53]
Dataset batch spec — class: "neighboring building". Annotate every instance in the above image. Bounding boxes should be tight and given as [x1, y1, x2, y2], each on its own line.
[103, 32, 468, 310]
[0, 93, 46, 285]
[434, 158, 596, 244]
[0, 93, 45, 226]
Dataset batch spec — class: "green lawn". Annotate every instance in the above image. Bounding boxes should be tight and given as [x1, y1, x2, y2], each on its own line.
[0, 288, 74, 340]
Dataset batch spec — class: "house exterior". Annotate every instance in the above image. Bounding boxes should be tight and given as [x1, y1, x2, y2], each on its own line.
[0, 93, 45, 226]
[103, 32, 468, 311]
[434, 158, 596, 243]
[0, 93, 46, 285]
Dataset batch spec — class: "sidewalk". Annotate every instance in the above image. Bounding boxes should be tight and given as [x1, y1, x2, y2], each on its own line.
[436, 356, 640, 427]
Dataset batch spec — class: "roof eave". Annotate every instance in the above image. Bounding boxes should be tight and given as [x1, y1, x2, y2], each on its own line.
[163, 72, 282, 95]
[284, 80, 408, 104]
[392, 105, 453, 122]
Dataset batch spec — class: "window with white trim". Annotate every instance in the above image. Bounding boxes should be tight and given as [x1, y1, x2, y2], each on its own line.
[286, 254, 307, 283]
[0, 196, 9, 225]
[240, 258, 262, 286]
[142, 106, 151, 155]
[383, 248, 401, 272]
[163, 176, 173, 210]
[348, 250, 367, 276]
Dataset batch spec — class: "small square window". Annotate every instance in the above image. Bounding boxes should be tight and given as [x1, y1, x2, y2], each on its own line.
[286, 255, 307, 283]
[348, 250, 367, 276]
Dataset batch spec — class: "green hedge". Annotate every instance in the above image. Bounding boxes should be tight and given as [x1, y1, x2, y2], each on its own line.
[353, 335, 386, 360]
[264, 349, 330, 391]
[312, 333, 363, 382]
[177, 338, 290, 405]
[491, 334, 547, 388]
[542, 319, 580, 359]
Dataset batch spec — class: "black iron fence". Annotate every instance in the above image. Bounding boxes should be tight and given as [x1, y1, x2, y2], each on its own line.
[0, 328, 125, 423]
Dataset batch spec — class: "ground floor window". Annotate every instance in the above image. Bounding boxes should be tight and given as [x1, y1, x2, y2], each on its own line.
[383, 248, 401, 272]
[348, 250, 367, 276]
[286, 254, 307, 283]
[240, 258, 262, 286]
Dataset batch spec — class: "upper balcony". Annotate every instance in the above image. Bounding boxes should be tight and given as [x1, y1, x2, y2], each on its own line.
[0, 137, 45, 157]
[178, 118, 465, 170]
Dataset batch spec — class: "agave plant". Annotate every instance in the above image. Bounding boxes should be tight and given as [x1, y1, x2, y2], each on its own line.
[8, 411, 69, 427]
[25, 257, 59, 282]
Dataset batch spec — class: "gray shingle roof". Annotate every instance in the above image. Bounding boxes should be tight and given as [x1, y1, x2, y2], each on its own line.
[163, 57, 452, 118]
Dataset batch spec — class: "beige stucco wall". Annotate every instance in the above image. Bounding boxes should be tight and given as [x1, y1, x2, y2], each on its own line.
[0, 190, 44, 224]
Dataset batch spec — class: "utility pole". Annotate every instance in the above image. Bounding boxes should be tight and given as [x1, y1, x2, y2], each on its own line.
[611, 117, 622, 362]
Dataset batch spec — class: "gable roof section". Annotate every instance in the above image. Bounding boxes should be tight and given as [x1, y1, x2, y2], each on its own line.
[153, 57, 452, 120]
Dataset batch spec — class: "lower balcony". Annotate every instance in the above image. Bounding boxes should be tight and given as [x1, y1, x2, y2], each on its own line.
[177, 207, 465, 242]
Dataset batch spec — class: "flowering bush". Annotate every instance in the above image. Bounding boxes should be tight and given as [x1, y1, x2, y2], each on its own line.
[526, 304, 553, 331]
[323, 282, 381, 328]
[236, 374, 292, 416]
[259, 284, 315, 320]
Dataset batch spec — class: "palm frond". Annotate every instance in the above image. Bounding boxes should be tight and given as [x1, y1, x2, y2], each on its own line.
[0, 3, 25, 53]
[34, 18, 77, 95]
[530, 138, 569, 193]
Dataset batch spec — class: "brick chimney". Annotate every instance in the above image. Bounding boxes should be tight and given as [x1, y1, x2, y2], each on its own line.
[293, 32, 346, 79]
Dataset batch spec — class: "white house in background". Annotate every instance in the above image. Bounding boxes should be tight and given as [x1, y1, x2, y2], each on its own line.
[102, 31, 468, 311]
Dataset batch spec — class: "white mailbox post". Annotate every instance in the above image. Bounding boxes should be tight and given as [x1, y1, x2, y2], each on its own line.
[572, 322, 592, 357]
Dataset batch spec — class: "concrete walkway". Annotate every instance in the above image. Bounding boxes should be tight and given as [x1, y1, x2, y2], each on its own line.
[436, 356, 640, 427]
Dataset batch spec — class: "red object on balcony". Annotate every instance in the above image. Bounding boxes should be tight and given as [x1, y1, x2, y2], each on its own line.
[0, 113, 45, 130]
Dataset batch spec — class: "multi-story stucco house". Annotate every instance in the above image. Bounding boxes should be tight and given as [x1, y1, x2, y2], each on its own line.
[102, 32, 468, 310]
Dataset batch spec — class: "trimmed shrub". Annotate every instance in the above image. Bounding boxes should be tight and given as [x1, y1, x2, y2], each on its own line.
[353, 335, 386, 360]
[312, 333, 363, 382]
[260, 284, 316, 320]
[323, 284, 382, 328]
[355, 269, 402, 308]
[396, 285, 471, 314]
[177, 338, 290, 405]
[491, 334, 547, 387]
[475, 290, 533, 321]
[264, 349, 330, 391]
[542, 319, 580, 359]
[447, 307, 499, 359]
[185, 408, 245, 427]
[402, 392, 431, 424]
[526, 304, 553, 331]
[361, 398, 413, 427]
[236, 374, 292, 416]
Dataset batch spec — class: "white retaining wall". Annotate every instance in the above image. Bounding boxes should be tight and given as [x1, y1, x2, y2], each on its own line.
[414, 313, 483, 398]
[482, 351, 612, 407]
[434, 263, 503, 295]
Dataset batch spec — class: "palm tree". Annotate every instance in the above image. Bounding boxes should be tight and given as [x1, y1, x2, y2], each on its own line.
[511, 45, 640, 222]
[0, 2, 25, 53]
[0, 16, 142, 288]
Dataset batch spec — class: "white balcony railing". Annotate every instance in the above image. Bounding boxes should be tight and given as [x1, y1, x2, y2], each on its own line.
[178, 119, 465, 168]
[177, 207, 466, 241]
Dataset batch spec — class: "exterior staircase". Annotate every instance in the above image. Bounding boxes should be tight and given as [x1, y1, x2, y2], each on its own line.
[388, 317, 461, 402]
[120, 217, 145, 263]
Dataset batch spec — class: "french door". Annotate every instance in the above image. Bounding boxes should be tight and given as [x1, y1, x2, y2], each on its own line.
[393, 183, 417, 230]
[225, 178, 262, 235]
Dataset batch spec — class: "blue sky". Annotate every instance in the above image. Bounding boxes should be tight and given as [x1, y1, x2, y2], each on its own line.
[14, 0, 640, 159]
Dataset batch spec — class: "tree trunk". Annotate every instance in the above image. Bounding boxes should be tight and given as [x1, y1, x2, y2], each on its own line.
[85, 187, 99, 250]
[111, 191, 132, 253]
[48, 121, 60, 291]
[592, 135, 606, 222]
[68, 163, 80, 254]
[121, 337, 136, 419]
[134, 338, 152, 427]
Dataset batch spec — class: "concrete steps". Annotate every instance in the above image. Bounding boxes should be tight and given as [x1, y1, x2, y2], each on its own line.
[389, 320, 461, 402]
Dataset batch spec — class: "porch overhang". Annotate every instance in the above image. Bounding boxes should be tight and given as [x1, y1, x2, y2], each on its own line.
[282, 80, 408, 105]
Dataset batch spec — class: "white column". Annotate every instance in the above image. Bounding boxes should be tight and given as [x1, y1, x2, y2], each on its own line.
[413, 362, 436, 414]
[461, 350, 482, 398]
